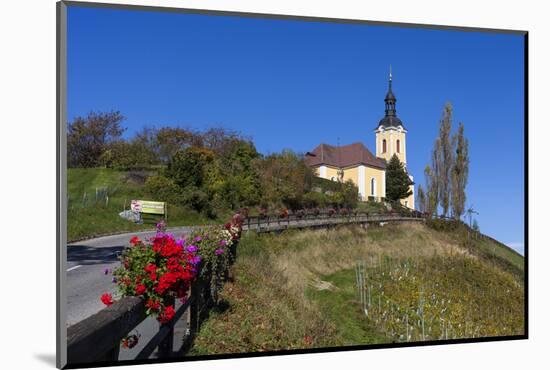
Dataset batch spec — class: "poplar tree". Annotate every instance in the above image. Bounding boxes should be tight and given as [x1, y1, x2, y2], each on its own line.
[424, 164, 438, 216]
[416, 184, 426, 214]
[435, 102, 454, 217]
[451, 123, 469, 219]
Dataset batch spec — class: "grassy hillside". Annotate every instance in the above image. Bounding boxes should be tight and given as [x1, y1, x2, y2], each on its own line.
[67, 168, 218, 241]
[189, 222, 524, 355]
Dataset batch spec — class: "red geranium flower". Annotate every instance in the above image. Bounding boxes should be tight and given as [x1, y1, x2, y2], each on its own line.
[144, 263, 157, 273]
[135, 283, 146, 295]
[155, 271, 180, 295]
[101, 293, 114, 306]
[129, 236, 141, 246]
[146, 298, 161, 312]
[158, 305, 176, 323]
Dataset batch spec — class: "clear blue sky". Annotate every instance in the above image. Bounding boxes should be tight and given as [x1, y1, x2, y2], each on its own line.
[67, 6, 525, 254]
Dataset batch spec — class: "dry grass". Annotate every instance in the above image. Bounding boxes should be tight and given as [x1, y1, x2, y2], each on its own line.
[272, 223, 472, 294]
[189, 222, 524, 355]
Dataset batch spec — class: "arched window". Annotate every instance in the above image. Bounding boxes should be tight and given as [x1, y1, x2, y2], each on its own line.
[371, 178, 376, 196]
[382, 139, 387, 153]
[396, 139, 400, 153]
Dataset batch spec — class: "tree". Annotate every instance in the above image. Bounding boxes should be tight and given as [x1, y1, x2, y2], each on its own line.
[156, 127, 202, 163]
[67, 111, 125, 167]
[101, 128, 159, 169]
[385, 154, 413, 202]
[166, 147, 215, 189]
[257, 150, 313, 208]
[416, 184, 426, 214]
[341, 179, 360, 209]
[451, 123, 469, 219]
[424, 165, 438, 216]
[434, 102, 454, 217]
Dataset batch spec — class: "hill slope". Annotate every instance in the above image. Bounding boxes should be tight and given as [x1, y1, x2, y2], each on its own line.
[189, 222, 524, 354]
[67, 168, 216, 241]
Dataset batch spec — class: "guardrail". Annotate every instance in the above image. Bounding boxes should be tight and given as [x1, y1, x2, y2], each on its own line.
[242, 211, 425, 232]
[67, 279, 208, 366]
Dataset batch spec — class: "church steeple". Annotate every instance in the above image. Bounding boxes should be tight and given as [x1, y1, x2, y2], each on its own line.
[384, 66, 397, 117]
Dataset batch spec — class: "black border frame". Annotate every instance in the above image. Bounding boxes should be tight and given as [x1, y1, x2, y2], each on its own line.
[57, 1, 529, 369]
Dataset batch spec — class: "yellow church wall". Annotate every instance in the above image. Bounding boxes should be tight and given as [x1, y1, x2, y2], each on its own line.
[376, 129, 407, 165]
[364, 166, 386, 200]
[311, 164, 385, 202]
[399, 185, 415, 209]
[342, 166, 359, 185]
[324, 166, 340, 182]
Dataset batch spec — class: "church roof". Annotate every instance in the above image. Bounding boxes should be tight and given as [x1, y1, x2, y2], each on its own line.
[305, 142, 386, 170]
[376, 68, 406, 130]
[378, 115, 404, 129]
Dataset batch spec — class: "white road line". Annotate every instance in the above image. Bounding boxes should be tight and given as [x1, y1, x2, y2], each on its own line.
[67, 265, 82, 272]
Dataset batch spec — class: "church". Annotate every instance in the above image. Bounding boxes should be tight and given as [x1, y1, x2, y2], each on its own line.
[305, 70, 415, 209]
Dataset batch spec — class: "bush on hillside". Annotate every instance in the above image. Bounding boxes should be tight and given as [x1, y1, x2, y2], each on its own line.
[426, 218, 460, 232]
[302, 191, 329, 208]
[144, 175, 183, 205]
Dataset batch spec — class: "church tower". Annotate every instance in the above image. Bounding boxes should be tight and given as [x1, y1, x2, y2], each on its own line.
[375, 67, 408, 166]
[375, 67, 415, 209]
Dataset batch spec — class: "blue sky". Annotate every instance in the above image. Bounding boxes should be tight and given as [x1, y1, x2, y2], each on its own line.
[67, 6, 525, 254]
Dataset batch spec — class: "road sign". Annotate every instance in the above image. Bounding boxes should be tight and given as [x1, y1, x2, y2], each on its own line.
[131, 200, 166, 215]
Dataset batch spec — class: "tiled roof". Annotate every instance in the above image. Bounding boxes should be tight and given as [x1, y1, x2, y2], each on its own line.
[305, 142, 386, 170]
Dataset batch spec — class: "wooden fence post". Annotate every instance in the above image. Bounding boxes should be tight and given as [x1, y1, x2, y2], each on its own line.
[158, 296, 175, 358]
[97, 345, 120, 362]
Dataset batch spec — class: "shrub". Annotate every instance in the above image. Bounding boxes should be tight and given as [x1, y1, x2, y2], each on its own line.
[426, 218, 460, 232]
[303, 191, 328, 208]
[167, 147, 215, 189]
[187, 223, 240, 302]
[181, 186, 210, 213]
[144, 175, 183, 205]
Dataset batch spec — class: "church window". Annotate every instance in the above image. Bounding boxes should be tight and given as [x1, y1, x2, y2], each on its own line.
[397, 139, 400, 153]
[382, 139, 387, 153]
[371, 178, 376, 196]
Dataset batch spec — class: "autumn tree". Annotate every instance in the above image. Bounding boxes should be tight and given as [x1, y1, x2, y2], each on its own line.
[423, 164, 438, 216]
[67, 111, 125, 167]
[434, 102, 454, 217]
[451, 123, 469, 219]
[416, 184, 426, 214]
[257, 150, 314, 209]
[156, 127, 202, 163]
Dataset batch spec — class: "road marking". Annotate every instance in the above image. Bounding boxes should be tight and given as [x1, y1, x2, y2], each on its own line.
[67, 265, 82, 272]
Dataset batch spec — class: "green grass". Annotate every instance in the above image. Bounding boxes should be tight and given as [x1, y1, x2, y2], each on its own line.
[67, 168, 219, 241]
[188, 223, 524, 355]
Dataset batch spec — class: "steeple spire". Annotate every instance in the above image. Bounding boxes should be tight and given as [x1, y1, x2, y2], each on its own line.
[384, 65, 396, 117]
